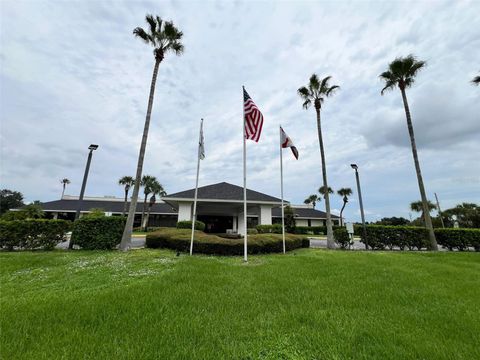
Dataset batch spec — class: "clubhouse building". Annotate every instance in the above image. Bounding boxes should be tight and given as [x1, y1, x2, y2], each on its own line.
[40, 182, 340, 234]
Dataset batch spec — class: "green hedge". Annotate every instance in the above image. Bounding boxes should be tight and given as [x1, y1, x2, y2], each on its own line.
[334, 228, 351, 249]
[71, 216, 125, 250]
[256, 224, 282, 234]
[146, 228, 308, 255]
[176, 220, 206, 231]
[435, 228, 480, 251]
[293, 226, 326, 235]
[0, 219, 72, 250]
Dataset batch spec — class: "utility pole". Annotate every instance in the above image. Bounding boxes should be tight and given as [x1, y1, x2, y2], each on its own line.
[434, 192, 445, 228]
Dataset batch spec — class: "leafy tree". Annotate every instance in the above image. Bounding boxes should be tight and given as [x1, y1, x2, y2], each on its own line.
[118, 176, 135, 216]
[0, 189, 24, 215]
[120, 15, 184, 251]
[22, 203, 44, 219]
[84, 208, 106, 218]
[298, 75, 339, 249]
[380, 55, 437, 250]
[472, 74, 480, 86]
[443, 203, 480, 228]
[60, 178, 70, 198]
[375, 217, 410, 226]
[284, 205, 296, 233]
[337, 188, 353, 226]
[142, 182, 166, 230]
[304, 194, 319, 209]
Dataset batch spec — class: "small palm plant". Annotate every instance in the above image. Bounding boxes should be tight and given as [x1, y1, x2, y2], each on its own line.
[118, 176, 135, 216]
[120, 15, 184, 250]
[304, 194, 319, 209]
[298, 75, 339, 249]
[380, 55, 437, 250]
[142, 182, 166, 231]
[337, 188, 353, 226]
[60, 178, 70, 198]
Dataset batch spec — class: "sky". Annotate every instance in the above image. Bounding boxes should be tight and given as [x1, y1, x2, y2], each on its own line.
[1, 0, 479, 222]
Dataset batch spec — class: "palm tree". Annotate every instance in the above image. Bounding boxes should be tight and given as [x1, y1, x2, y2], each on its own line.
[472, 74, 480, 85]
[140, 175, 158, 228]
[142, 182, 166, 230]
[304, 194, 320, 209]
[337, 188, 353, 226]
[60, 178, 70, 198]
[118, 176, 135, 216]
[380, 55, 437, 250]
[298, 75, 339, 249]
[410, 200, 436, 224]
[318, 185, 334, 197]
[120, 15, 184, 250]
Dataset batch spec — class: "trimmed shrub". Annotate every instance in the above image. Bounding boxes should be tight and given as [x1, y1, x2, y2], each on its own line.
[0, 219, 71, 250]
[71, 216, 125, 250]
[247, 228, 258, 235]
[256, 224, 282, 234]
[176, 220, 206, 231]
[146, 228, 307, 255]
[334, 228, 351, 249]
[435, 228, 480, 251]
[293, 226, 326, 235]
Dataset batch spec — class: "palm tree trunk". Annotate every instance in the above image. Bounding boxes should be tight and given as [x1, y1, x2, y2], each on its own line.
[120, 58, 161, 250]
[141, 194, 148, 229]
[143, 205, 152, 231]
[339, 201, 347, 227]
[315, 107, 335, 248]
[122, 188, 128, 216]
[61, 185, 65, 199]
[400, 87, 437, 250]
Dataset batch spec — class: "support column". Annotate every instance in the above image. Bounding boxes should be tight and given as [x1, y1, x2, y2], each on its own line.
[178, 202, 193, 222]
[238, 212, 245, 235]
[259, 205, 272, 225]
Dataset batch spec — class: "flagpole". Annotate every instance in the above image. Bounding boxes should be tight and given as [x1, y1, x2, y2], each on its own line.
[279, 126, 286, 254]
[242, 86, 248, 262]
[190, 119, 203, 256]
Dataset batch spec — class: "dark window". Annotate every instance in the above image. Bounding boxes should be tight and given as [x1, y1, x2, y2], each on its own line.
[308, 219, 311, 227]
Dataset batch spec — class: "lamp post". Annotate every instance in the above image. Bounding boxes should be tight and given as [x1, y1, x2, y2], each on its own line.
[351, 164, 367, 249]
[70, 144, 98, 249]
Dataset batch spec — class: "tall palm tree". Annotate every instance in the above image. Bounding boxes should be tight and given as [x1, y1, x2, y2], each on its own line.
[142, 182, 166, 230]
[304, 194, 319, 209]
[318, 185, 334, 197]
[380, 54, 437, 250]
[140, 175, 157, 228]
[298, 75, 339, 249]
[472, 74, 480, 85]
[337, 188, 353, 226]
[410, 200, 436, 224]
[120, 15, 184, 250]
[60, 178, 70, 198]
[118, 176, 135, 216]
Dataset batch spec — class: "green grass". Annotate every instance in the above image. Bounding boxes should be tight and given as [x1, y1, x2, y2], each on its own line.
[1, 249, 479, 359]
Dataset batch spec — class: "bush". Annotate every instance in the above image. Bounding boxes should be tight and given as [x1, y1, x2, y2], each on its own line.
[360, 225, 429, 250]
[0, 219, 72, 250]
[334, 228, 351, 249]
[176, 220, 205, 231]
[146, 228, 307, 255]
[247, 228, 258, 235]
[71, 216, 125, 250]
[435, 228, 480, 251]
[256, 224, 282, 234]
[293, 226, 326, 235]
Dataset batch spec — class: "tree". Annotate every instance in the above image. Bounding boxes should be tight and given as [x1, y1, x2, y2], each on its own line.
[118, 176, 135, 216]
[443, 203, 480, 228]
[60, 178, 70, 198]
[0, 189, 24, 215]
[380, 55, 437, 250]
[472, 74, 480, 86]
[375, 217, 410, 226]
[337, 188, 353, 226]
[284, 205, 296, 233]
[318, 186, 334, 197]
[298, 75, 339, 249]
[140, 175, 158, 228]
[410, 200, 436, 225]
[142, 182, 166, 230]
[120, 15, 184, 251]
[304, 194, 319, 209]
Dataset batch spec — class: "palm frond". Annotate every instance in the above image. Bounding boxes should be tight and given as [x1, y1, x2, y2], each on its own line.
[319, 75, 332, 93]
[308, 73, 320, 94]
[133, 27, 153, 45]
[472, 75, 480, 85]
[380, 80, 397, 95]
[326, 85, 340, 96]
[168, 41, 184, 55]
[145, 14, 157, 35]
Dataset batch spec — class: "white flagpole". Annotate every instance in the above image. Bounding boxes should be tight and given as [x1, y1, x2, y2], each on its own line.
[190, 118, 203, 256]
[242, 87, 248, 262]
[279, 126, 286, 254]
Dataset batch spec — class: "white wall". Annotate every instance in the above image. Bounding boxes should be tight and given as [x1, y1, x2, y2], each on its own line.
[259, 205, 272, 225]
[178, 202, 193, 221]
[296, 219, 308, 227]
[311, 219, 324, 226]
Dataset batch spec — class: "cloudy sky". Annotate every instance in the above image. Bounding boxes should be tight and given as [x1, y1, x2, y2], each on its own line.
[1, 0, 479, 222]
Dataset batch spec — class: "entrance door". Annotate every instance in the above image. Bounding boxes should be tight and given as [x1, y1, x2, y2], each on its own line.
[197, 215, 233, 233]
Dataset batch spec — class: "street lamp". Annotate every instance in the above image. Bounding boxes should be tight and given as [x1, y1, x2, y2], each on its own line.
[351, 163, 368, 250]
[70, 144, 98, 249]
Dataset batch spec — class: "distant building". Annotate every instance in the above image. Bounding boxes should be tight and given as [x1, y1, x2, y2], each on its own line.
[39, 182, 340, 234]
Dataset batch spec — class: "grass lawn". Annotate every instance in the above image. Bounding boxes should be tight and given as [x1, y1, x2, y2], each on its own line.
[1, 249, 479, 359]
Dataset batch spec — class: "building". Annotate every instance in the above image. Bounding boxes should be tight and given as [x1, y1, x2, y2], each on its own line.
[39, 182, 340, 233]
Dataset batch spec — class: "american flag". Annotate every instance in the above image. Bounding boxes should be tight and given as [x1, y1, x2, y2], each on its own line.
[243, 87, 264, 142]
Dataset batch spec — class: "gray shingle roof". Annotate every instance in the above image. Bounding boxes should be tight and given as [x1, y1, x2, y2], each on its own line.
[164, 182, 283, 203]
[38, 199, 177, 214]
[272, 207, 340, 219]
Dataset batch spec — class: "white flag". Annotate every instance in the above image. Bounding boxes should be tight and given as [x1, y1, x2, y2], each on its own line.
[199, 119, 205, 160]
